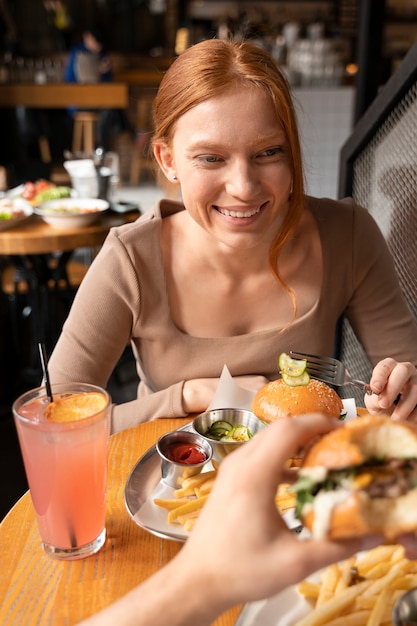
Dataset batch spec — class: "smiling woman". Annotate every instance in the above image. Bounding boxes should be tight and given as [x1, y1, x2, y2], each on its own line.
[48, 38, 417, 433]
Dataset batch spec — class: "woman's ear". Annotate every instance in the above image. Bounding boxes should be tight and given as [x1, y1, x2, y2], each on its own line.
[153, 142, 178, 183]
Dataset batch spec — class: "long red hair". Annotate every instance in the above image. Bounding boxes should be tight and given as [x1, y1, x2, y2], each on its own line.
[153, 39, 306, 322]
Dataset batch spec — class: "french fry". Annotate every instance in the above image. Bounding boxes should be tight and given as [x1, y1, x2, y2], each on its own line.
[334, 555, 356, 594]
[297, 580, 321, 600]
[183, 517, 197, 532]
[366, 585, 392, 626]
[324, 609, 371, 626]
[167, 495, 209, 523]
[195, 477, 216, 496]
[295, 545, 417, 626]
[152, 497, 191, 510]
[294, 580, 371, 626]
[356, 545, 399, 575]
[275, 483, 297, 513]
[316, 563, 341, 607]
[174, 470, 217, 497]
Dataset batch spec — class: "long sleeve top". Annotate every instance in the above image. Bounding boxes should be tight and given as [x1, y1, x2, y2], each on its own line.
[48, 196, 417, 432]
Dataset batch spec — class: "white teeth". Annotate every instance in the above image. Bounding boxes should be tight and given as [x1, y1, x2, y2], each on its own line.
[219, 207, 260, 218]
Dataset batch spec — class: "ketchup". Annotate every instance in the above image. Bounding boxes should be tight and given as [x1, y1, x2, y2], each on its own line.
[164, 442, 208, 465]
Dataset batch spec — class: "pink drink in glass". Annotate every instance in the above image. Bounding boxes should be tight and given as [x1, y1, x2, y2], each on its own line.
[13, 383, 111, 560]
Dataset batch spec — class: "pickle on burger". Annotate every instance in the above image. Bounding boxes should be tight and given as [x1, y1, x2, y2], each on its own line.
[293, 414, 417, 540]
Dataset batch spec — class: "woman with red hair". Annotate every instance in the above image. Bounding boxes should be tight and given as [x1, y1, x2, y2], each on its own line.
[49, 39, 417, 432]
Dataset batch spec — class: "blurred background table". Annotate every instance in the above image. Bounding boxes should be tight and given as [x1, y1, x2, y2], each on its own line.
[0, 417, 242, 626]
[0, 209, 139, 384]
[0, 209, 134, 256]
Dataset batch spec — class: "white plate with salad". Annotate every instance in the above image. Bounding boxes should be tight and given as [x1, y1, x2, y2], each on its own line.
[0, 197, 33, 231]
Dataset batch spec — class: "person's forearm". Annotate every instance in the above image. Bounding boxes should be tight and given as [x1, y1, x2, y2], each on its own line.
[78, 555, 230, 626]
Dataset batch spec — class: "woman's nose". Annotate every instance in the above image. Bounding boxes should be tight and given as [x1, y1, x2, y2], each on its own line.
[225, 161, 260, 199]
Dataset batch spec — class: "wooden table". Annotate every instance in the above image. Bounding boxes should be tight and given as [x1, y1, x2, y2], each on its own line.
[0, 209, 139, 376]
[0, 210, 136, 256]
[0, 418, 242, 625]
[0, 83, 128, 109]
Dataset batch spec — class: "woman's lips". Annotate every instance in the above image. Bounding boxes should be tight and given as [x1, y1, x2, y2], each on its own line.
[215, 205, 262, 218]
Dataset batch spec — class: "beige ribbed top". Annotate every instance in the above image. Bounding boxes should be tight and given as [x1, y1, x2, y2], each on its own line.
[48, 196, 417, 432]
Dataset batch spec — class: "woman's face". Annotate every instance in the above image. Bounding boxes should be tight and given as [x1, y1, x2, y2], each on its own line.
[159, 85, 293, 250]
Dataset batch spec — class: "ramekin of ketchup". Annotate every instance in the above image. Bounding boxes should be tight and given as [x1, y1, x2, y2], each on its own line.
[156, 430, 213, 487]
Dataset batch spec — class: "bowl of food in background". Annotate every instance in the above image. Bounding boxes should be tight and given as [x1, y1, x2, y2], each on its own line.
[0, 197, 33, 231]
[35, 198, 109, 229]
[192, 408, 266, 460]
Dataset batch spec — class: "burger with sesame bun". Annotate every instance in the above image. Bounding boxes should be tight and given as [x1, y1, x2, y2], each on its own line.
[251, 354, 343, 467]
[251, 353, 343, 423]
[251, 377, 343, 423]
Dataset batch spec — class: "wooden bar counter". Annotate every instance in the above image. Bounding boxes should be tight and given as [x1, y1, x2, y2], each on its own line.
[0, 418, 242, 625]
[0, 83, 128, 109]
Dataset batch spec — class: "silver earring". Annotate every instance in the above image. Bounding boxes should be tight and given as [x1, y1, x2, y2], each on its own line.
[172, 174, 178, 181]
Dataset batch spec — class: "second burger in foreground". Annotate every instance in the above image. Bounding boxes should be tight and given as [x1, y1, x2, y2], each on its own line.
[293, 414, 417, 540]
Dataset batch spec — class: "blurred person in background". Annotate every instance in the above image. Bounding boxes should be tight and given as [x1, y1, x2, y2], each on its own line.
[64, 25, 131, 151]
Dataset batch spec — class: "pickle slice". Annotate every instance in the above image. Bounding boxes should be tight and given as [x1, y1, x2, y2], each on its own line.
[281, 371, 311, 386]
[278, 352, 307, 377]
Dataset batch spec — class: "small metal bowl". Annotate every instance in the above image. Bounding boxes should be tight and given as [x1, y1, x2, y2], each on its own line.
[156, 430, 213, 488]
[192, 408, 266, 461]
[393, 588, 417, 625]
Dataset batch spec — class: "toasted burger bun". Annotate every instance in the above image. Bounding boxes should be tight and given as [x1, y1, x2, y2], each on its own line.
[251, 378, 343, 423]
[299, 414, 417, 540]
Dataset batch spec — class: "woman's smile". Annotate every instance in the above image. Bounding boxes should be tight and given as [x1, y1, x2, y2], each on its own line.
[214, 205, 263, 219]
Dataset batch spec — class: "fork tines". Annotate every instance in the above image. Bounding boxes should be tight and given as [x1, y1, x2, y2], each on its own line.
[289, 351, 337, 382]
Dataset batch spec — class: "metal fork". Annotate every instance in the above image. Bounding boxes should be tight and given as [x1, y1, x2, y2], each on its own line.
[289, 351, 373, 395]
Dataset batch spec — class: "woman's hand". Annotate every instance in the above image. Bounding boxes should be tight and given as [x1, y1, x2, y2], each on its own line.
[182, 375, 268, 413]
[365, 358, 417, 421]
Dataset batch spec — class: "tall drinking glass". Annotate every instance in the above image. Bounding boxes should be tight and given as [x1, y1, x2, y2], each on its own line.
[13, 382, 111, 560]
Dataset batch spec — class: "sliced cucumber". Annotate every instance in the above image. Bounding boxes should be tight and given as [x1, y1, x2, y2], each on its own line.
[205, 421, 253, 442]
[281, 371, 310, 386]
[206, 420, 234, 440]
[210, 420, 233, 431]
[230, 425, 252, 441]
[278, 352, 307, 377]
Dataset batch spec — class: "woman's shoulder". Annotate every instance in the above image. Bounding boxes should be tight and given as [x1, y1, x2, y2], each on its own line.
[109, 199, 185, 241]
[306, 195, 377, 229]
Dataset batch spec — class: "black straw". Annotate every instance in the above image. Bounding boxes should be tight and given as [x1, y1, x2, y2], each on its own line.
[38, 342, 77, 548]
[38, 343, 54, 403]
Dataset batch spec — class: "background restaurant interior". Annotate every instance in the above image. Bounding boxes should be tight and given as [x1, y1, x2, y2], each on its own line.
[0, 0, 416, 520]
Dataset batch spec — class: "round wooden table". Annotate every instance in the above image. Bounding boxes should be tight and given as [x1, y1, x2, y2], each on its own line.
[0, 210, 137, 256]
[1, 209, 140, 377]
[0, 418, 242, 625]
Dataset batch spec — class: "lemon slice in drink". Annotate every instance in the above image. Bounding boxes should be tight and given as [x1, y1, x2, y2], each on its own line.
[46, 392, 107, 423]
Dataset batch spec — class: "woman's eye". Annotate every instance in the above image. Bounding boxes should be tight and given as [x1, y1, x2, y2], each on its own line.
[198, 155, 221, 164]
[259, 147, 284, 158]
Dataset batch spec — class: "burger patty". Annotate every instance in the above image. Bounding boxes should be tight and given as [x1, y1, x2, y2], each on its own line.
[363, 459, 417, 499]
[322, 458, 417, 500]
